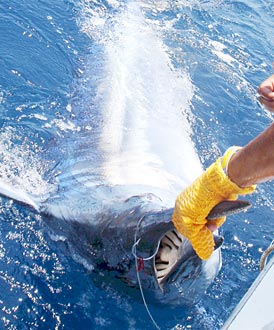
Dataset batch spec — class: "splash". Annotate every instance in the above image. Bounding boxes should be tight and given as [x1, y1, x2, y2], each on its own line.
[0, 127, 55, 198]
[75, 0, 202, 196]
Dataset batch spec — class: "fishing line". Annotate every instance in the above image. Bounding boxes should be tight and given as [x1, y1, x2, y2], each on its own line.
[132, 216, 161, 330]
[131, 239, 160, 261]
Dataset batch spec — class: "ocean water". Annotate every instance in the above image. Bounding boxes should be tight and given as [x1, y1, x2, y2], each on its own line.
[0, 0, 274, 329]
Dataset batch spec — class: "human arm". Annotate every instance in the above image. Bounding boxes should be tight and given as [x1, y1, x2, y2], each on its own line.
[173, 74, 274, 260]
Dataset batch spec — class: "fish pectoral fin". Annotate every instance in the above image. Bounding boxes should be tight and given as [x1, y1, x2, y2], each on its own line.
[0, 179, 42, 211]
[206, 200, 251, 220]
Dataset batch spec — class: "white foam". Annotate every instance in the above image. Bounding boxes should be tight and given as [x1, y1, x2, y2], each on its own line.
[0, 127, 55, 199]
[209, 40, 235, 65]
[77, 1, 202, 196]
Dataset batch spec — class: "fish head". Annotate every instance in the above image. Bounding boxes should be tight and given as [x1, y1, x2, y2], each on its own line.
[152, 229, 223, 305]
[132, 199, 251, 305]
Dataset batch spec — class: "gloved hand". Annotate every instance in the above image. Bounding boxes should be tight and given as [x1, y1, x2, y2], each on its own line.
[172, 153, 256, 260]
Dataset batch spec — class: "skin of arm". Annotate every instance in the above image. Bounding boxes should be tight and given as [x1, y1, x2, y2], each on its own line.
[228, 123, 274, 187]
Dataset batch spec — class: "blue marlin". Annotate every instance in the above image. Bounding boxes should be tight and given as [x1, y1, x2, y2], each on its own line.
[0, 2, 250, 306]
[0, 177, 250, 306]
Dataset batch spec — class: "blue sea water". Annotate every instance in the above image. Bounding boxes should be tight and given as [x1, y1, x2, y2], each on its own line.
[0, 0, 274, 329]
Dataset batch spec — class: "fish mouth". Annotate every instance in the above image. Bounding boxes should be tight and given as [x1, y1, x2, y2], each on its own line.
[154, 229, 224, 287]
[152, 200, 249, 287]
[154, 229, 185, 285]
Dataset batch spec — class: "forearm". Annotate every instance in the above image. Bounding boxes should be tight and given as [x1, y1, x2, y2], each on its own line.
[228, 122, 274, 187]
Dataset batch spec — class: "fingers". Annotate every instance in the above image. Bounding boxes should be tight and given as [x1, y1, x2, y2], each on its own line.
[258, 86, 274, 98]
[207, 223, 218, 232]
[258, 74, 274, 95]
[258, 74, 274, 112]
[258, 94, 274, 112]
[206, 215, 226, 233]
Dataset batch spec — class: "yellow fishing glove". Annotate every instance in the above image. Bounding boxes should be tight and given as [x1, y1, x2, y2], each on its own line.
[172, 148, 256, 260]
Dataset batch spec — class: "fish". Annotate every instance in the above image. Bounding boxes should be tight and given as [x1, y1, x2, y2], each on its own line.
[0, 2, 251, 306]
[0, 181, 250, 306]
